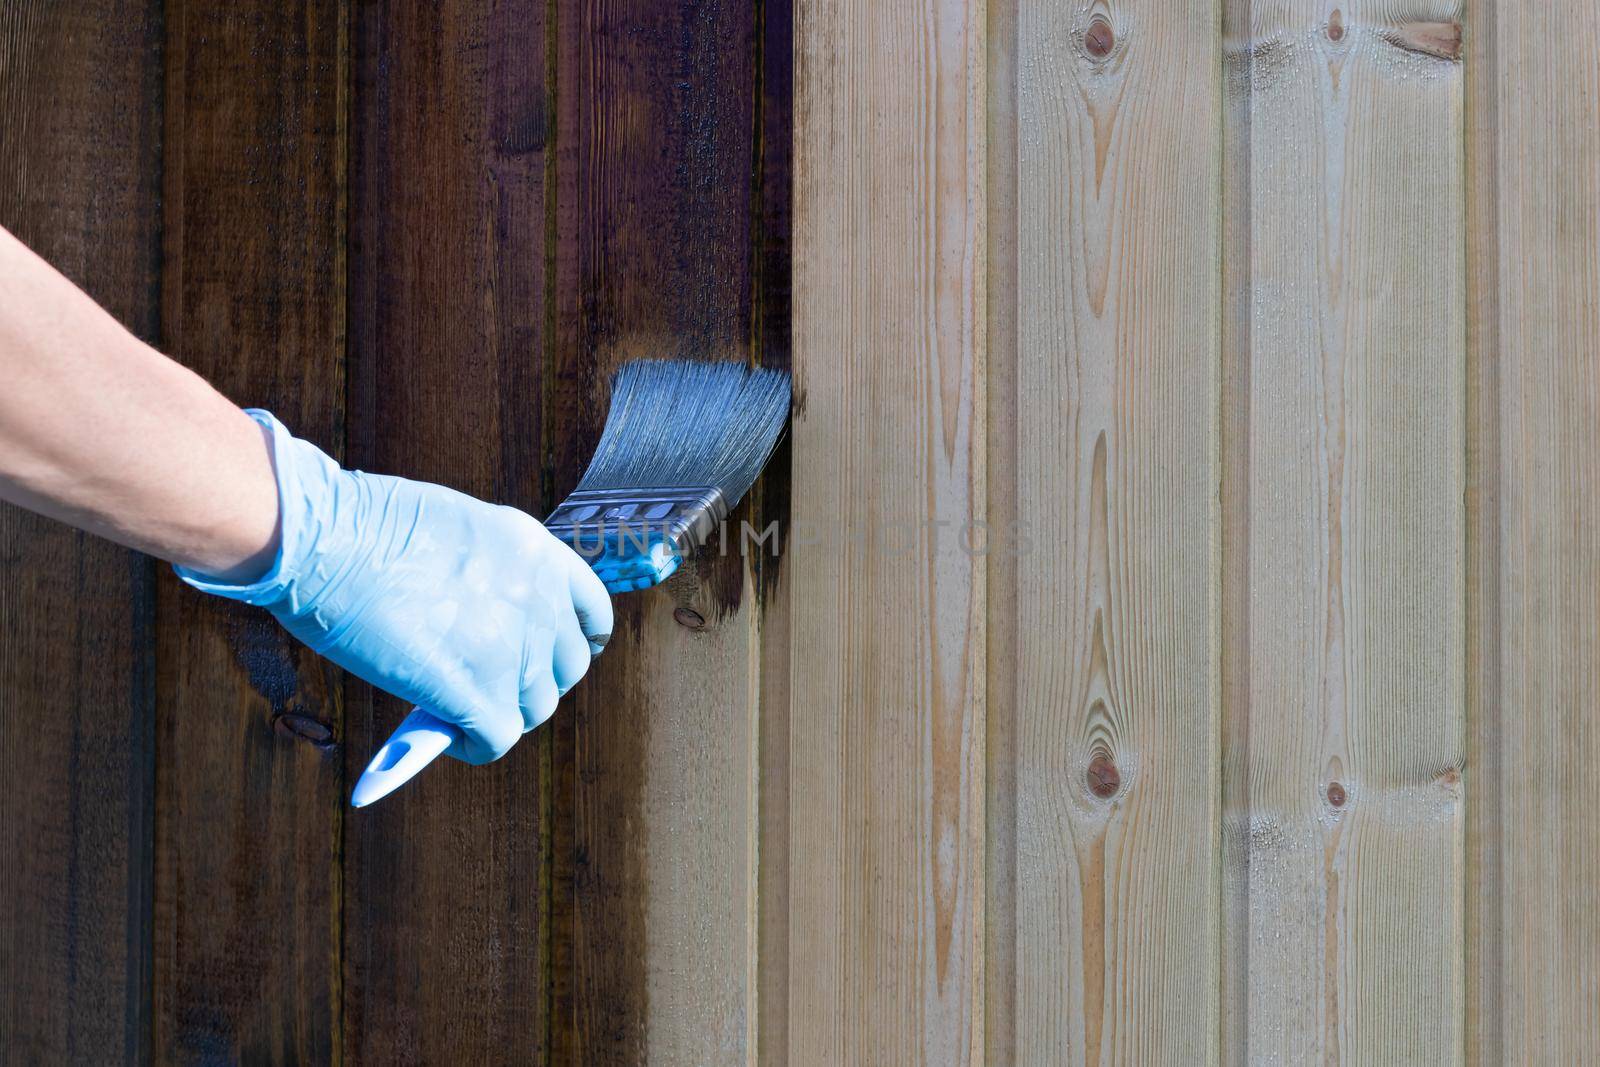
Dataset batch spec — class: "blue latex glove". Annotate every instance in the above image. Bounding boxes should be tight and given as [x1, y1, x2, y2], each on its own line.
[177, 409, 613, 764]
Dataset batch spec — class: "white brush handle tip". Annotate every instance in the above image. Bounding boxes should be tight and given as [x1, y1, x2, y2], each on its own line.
[350, 707, 457, 808]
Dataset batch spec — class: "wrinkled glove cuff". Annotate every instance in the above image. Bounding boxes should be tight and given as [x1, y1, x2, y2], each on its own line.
[173, 408, 336, 609]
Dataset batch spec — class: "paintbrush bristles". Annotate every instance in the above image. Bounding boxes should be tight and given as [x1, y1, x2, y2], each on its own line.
[576, 359, 791, 506]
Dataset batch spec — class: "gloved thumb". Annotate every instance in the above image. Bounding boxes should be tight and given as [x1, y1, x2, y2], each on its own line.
[564, 553, 613, 655]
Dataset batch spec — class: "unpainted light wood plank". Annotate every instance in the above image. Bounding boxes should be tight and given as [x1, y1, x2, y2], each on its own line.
[1461, 1, 1500, 1060]
[0, 6, 161, 1062]
[1221, 0, 1255, 1058]
[1225, 1, 1466, 1061]
[343, 2, 557, 1061]
[1468, 1, 1600, 1060]
[550, 0, 771, 1062]
[1005, 1, 1223, 1062]
[983, 0, 1020, 1060]
[154, 2, 348, 1060]
[789, 0, 987, 1060]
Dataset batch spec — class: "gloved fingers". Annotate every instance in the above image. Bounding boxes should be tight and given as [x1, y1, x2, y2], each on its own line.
[551, 609, 593, 696]
[440, 698, 522, 765]
[520, 668, 561, 733]
[564, 553, 613, 655]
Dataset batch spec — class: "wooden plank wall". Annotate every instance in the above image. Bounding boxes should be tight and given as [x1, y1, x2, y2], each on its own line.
[5, 1, 1600, 1064]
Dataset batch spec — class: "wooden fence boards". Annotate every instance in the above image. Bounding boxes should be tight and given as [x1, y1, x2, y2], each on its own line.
[789, 0, 988, 1061]
[0, 6, 161, 1062]
[8, 2, 1600, 1062]
[1224, 1, 1466, 1061]
[1468, 1, 1600, 1060]
[154, 3, 349, 1061]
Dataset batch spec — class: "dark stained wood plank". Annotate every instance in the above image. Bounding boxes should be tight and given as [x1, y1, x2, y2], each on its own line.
[343, 2, 558, 1062]
[547, 0, 771, 1060]
[153, 2, 347, 1061]
[0, 5, 162, 1063]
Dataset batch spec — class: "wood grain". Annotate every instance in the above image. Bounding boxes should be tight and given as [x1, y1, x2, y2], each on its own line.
[1224, 1, 1466, 1060]
[154, 2, 347, 1060]
[1467, 1, 1600, 1061]
[549, 0, 771, 1061]
[1462, 1, 1500, 1060]
[344, 2, 558, 1062]
[1003, 0, 1223, 1061]
[0, 5, 161, 1062]
[789, 0, 987, 1060]
[983, 0, 1020, 1058]
[1221, 0, 1254, 1058]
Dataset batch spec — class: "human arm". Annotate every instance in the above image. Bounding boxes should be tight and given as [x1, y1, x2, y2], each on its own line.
[0, 224, 281, 579]
[0, 223, 611, 763]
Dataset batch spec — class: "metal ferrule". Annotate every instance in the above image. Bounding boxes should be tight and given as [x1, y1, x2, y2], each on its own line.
[545, 486, 727, 592]
[544, 486, 727, 549]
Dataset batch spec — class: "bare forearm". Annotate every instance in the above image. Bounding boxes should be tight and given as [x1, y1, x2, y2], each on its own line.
[0, 225, 280, 579]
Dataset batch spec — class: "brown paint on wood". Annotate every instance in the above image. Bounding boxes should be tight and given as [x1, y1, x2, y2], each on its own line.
[0, 11, 162, 1062]
[344, 1, 557, 1062]
[153, 2, 348, 1062]
[550, 0, 770, 1060]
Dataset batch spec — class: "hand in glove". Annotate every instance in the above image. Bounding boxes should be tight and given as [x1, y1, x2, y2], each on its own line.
[177, 410, 612, 764]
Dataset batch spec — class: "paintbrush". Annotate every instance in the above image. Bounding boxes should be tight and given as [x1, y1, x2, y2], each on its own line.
[350, 358, 790, 807]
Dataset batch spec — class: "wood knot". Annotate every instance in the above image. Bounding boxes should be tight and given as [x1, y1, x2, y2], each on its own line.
[1326, 781, 1347, 808]
[1327, 9, 1345, 42]
[673, 606, 707, 631]
[1387, 21, 1462, 61]
[274, 712, 334, 746]
[1087, 755, 1121, 799]
[1084, 17, 1115, 59]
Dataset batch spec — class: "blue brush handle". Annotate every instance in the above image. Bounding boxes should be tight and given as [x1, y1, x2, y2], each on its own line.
[350, 532, 684, 807]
